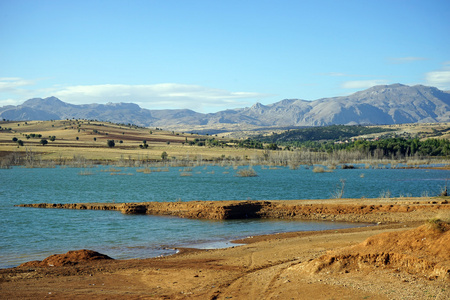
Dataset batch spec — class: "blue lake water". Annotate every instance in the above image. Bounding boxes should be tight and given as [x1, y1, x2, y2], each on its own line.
[1, 165, 448, 268]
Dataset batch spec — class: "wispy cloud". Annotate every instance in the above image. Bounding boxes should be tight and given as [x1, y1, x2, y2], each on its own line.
[0, 80, 273, 112]
[0, 77, 36, 92]
[0, 98, 20, 107]
[52, 84, 272, 111]
[341, 80, 389, 89]
[388, 57, 428, 64]
[425, 62, 450, 90]
[0, 78, 40, 106]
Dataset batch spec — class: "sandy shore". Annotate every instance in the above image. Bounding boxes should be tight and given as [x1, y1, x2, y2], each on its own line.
[2, 197, 450, 299]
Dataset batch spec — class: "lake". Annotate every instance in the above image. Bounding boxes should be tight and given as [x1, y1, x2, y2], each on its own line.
[1, 164, 448, 268]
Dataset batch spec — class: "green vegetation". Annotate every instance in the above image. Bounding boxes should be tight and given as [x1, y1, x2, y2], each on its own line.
[256, 125, 450, 159]
[107, 140, 115, 148]
[161, 151, 168, 160]
[140, 140, 149, 149]
[308, 138, 450, 158]
[259, 125, 393, 143]
[1, 120, 449, 168]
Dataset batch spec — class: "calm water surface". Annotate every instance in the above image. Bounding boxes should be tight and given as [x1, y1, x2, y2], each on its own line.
[1, 165, 448, 268]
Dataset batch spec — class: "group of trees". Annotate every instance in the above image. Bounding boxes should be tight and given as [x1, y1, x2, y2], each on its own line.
[259, 125, 392, 143]
[345, 138, 450, 157]
[251, 125, 450, 158]
[12, 136, 50, 146]
[12, 137, 24, 146]
[186, 137, 269, 149]
[0, 125, 13, 131]
[258, 137, 450, 159]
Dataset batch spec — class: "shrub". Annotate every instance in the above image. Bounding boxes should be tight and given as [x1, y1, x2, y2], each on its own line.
[379, 190, 391, 199]
[107, 140, 115, 148]
[161, 151, 168, 160]
[331, 179, 346, 199]
[439, 180, 448, 197]
[425, 218, 448, 232]
[313, 166, 325, 173]
[236, 167, 258, 177]
[313, 166, 332, 173]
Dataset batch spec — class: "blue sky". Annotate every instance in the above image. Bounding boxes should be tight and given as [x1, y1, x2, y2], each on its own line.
[1, 0, 449, 113]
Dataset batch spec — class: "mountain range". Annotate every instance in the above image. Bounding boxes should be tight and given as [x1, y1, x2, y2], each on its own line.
[1, 84, 450, 131]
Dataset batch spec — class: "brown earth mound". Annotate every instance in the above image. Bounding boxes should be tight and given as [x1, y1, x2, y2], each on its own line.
[303, 221, 450, 281]
[19, 250, 113, 268]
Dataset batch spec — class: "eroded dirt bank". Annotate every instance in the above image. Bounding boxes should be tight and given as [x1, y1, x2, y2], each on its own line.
[17, 197, 450, 223]
[3, 197, 450, 299]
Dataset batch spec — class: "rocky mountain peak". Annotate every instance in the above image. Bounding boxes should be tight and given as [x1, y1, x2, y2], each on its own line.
[23, 96, 67, 108]
[1, 84, 449, 128]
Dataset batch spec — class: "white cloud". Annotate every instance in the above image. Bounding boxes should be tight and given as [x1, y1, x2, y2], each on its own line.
[0, 98, 19, 107]
[341, 80, 389, 89]
[52, 84, 271, 112]
[0, 77, 36, 92]
[425, 63, 450, 90]
[0, 81, 272, 112]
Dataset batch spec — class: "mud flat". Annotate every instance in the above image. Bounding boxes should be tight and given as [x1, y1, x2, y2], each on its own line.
[3, 197, 449, 299]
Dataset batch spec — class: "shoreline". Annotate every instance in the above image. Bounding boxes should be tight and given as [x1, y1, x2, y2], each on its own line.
[0, 215, 372, 270]
[17, 196, 449, 222]
[2, 197, 449, 299]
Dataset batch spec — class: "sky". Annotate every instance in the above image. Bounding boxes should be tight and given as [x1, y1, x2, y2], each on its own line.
[1, 0, 449, 113]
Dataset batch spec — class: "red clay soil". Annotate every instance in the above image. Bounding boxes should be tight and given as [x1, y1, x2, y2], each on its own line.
[3, 198, 450, 299]
[19, 250, 113, 268]
[302, 222, 450, 281]
[17, 197, 450, 223]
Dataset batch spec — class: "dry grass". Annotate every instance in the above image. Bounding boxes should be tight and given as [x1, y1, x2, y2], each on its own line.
[312, 166, 333, 173]
[2, 120, 450, 167]
[0, 120, 257, 163]
[425, 218, 449, 232]
[236, 167, 258, 177]
[136, 168, 152, 174]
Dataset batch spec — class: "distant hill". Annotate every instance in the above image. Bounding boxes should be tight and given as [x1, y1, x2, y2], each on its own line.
[1, 84, 450, 129]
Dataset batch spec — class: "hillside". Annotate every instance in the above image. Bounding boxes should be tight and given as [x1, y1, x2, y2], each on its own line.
[0, 120, 247, 164]
[1, 84, 450, 131]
